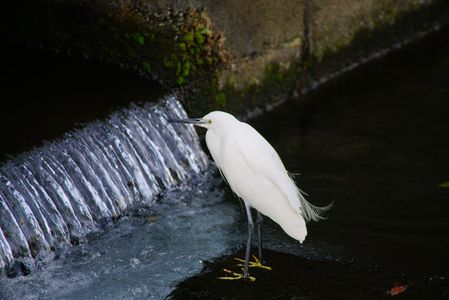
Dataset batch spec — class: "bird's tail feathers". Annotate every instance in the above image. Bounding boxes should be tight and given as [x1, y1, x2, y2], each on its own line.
[289, 172, 333, 222]
[298, 192, 333, 222]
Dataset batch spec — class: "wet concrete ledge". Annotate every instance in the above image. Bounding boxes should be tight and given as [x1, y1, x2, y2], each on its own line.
[2, 0, 449, 116]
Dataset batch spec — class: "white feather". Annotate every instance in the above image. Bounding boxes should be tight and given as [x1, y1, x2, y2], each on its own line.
[204, 112, 331, 243]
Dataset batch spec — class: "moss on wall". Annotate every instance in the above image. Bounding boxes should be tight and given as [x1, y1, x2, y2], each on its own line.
[1, 1, 229, 88]
[304, 0, 449, 89]
[2, 0, 448, 118]
[193, 0, 449, 117]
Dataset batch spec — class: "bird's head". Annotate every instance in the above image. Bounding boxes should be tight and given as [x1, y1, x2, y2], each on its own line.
[168, 111, 238, 130]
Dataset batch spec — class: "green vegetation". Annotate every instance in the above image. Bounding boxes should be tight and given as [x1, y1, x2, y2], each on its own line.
[162, 11, 223, 86]
[5, 0, 447, 117]
[118, 9, 226, 88]
[438, 182, 449, 188]
[142, 62, 151, 73]
[190, 60, 300, 117]
[131, 32, 145, 45]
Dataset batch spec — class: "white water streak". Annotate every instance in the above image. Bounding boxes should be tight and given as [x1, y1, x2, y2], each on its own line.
[0, 95, 208, 274]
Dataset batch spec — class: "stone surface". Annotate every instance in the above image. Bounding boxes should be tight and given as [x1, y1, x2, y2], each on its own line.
[311, 0, 438, 59]
[142, 0, 304, 58]
[1, 0, 448, 116]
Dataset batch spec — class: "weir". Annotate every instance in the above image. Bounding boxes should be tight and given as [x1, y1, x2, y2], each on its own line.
[0, 95, 208, 276]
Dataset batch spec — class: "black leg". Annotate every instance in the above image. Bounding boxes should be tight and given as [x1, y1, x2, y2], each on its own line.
[256, 211, 263, 261]
[243, 202, 254, 279]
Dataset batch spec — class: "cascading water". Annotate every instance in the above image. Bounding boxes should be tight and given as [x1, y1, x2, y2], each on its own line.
[0, 95, 209, 276]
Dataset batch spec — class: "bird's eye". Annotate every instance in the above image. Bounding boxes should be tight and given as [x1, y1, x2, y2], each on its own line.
[207, 120, 212, 124]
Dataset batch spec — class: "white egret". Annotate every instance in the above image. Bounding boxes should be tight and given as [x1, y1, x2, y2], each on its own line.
[169, 111, 331, 281]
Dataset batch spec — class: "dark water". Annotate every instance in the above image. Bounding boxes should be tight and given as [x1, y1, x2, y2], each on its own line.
[0, 43, 165, 163]
[251, 26, 449, 278]
[1, 27, 449, 299]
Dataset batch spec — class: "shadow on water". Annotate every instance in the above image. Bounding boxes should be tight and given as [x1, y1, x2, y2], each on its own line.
[0, 43, 165, 163]
[169, 27, 449, 299]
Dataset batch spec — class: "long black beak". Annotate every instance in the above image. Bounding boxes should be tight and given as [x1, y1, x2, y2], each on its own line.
[167, 118, 205, 125]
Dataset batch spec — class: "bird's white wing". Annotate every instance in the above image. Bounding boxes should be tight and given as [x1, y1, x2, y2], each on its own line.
[228, 123, 329, 222]
[205, 129, 222, 169]
[206, 129, 231, 185]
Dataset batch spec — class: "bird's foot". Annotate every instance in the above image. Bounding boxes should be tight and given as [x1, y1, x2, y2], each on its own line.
[217, 269, 256, 282]
[235, 255, 272, 270]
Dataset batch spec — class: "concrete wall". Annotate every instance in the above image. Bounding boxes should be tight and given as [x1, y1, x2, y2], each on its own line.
[310, 1, 438, 58]
[1, 0, 448, 116]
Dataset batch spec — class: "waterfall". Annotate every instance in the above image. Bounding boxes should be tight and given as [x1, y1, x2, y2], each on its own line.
[0, 95, 208, 276]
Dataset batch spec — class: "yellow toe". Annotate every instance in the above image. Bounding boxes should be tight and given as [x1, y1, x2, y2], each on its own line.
[217, 268, 256, 282]
[234, 255, 272, 270]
